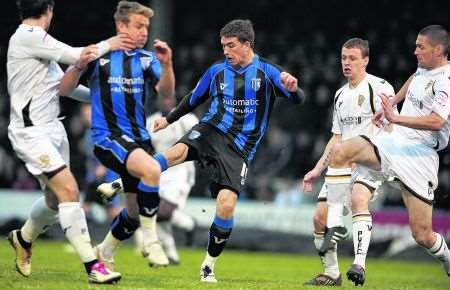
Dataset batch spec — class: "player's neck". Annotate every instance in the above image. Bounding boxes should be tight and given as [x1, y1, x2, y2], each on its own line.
[429, 58, 449, 71]
[22, 17, 49, 31]
[348, 72, 367, 88]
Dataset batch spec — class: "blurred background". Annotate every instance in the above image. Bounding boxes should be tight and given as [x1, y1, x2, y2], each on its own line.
[0, 0, 449, 260]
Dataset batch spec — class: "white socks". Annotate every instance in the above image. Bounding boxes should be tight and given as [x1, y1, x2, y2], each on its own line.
[314, 232, 340, 279]
[140, 214, 158, 246]
[158, 222, 179, 262]
[426, 233, 450, 275]
[325, 167, 352, 228]
[100, 231, 121, 259]
[202, 252, 218, 270]
[58, 202, 96, 262]
[352, 212, 372, 268]
[21, 196, 59, 243]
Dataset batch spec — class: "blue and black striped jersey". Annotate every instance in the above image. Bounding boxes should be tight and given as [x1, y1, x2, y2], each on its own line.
[167, 54, 304, 161]
[87, 49, 161, 144]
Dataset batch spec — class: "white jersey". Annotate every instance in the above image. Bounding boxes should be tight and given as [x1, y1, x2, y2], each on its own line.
[395, 64, 450, 151]
[147, 111, 199, 207]
[332, 73, 395, 140]
[7, 24, 83, 128]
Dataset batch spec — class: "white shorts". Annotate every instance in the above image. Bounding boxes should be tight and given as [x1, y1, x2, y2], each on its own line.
[159, 162, 195, 209]
[370, 132, 438, 204]
[317, 166, 383, 202]
[8, 120, 70, 176]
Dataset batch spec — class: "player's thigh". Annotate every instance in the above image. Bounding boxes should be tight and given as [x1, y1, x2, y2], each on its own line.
[44, 167, 80, 203]
[216, 188, 238, 219]
[333, 136, 381, 170]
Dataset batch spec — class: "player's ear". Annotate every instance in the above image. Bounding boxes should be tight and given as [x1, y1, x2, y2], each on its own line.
[363, 56, 369, 67]
[116, 21, 126, 33]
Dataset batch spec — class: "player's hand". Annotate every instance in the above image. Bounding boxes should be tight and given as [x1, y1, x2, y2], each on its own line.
[76, 45, 98, 70]
[152, 117, 169, 133]
[154, 39, 173, 66]
[280, 72, 298, 92]
[381, 93, 396, 123]
[372, 110, 385, 128]
[302, 168, 321, 192]
[107, 33, 136, 51]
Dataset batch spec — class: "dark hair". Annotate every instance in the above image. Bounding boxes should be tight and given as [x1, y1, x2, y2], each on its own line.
[16, 0, 54, 20]
[419, 25, 449, 56]
[342, 38, 370, 58]
[220, 19, 255, 48]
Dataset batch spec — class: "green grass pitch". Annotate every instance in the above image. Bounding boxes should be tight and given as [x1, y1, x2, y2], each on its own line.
[0, 239, 448, 289]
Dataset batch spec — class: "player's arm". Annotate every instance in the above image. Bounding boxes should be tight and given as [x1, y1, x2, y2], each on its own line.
[265, 62, 306, 104]
[58, 45, 97, 98]
[164, 68, 212, 122]
[390, 74, 414, 105]
[381, 77, 450, 131]
[25, 30, 133, 65]
[303, 134, 342, 192]
[153, 39, 175, 102]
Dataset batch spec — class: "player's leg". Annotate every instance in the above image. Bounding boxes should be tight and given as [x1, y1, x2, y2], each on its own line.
[346, 181, 373, 286]
[171, 208, 196, 246]
[402, 188, 450, 277]
[96, 192, 140, 270]
[8, 188, 59, 277]
[127, 144, 189, 267]
[200, 187, 238, 283]
[46, 168, 121, 283]
[158, 221, 179, 264]
[304, 196, 342, 286]
[322, 136, 380, 254]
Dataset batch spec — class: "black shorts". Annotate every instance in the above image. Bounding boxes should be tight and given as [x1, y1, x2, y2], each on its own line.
[94, 135, 154, 193]
[177, 123, 248, 197]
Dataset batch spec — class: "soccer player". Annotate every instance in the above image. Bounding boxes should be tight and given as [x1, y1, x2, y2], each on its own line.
[64, 1, 175, 269]
[325, 24, 450, 283]
[149, 19, 305, 282]
[302, 38, 395, 286]
[6, 0, 133, 284]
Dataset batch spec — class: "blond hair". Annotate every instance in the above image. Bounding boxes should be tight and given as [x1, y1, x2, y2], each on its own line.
[114, 1, 153, 23]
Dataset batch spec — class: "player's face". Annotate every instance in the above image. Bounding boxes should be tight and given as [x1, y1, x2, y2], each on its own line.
[118, 13, 149, 48]
[221, 36, 251, 67]
[415, 35, 438, 69]
[341, 47, 368, 81]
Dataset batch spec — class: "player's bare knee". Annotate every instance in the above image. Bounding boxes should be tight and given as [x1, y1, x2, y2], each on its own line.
[351, 194, 369, 213]
[330, 144, 351, 167]
[411, 228, 434, 248]
[313, 209, 326, 231]
[59, 183, 80, 202]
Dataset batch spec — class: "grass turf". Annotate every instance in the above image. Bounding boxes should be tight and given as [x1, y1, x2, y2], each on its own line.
[0, 239, 448, 289]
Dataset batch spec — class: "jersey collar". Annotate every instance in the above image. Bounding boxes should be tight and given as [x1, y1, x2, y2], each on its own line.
[226, 54, 259, 74]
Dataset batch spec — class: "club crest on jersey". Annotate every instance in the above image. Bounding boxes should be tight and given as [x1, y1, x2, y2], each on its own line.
[99, 58, 110, 66]
[251, 78, 261, 92]
[219, 83, 228, 91]
[39, 154, 51, 168]
[188, 130, 201, 140]
[357, 94, 365, 106]
[140, 56, 153, 70]
[424, 80, 434, 91]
